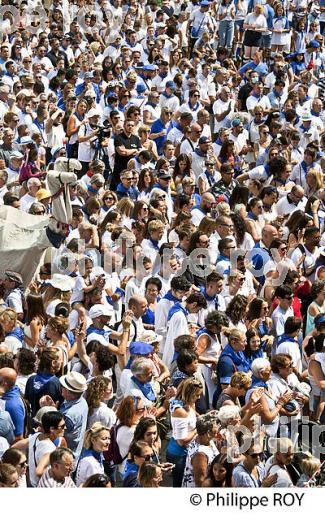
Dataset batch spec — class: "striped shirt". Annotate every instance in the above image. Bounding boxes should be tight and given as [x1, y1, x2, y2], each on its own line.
[37, 467, 76, 488]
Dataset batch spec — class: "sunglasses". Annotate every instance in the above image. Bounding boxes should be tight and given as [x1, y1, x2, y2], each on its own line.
[142, 454, 153, 461]
[249, 452, 263, 458]
[18, 460, 27, 467]
[104, 196, 114, 201]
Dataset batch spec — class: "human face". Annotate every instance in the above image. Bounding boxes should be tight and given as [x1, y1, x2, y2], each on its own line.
[279, 294, 293, 311]
[232, 335, 246, 351]
[207, 281, 224, 296]
[92, 429, 111, 453]
[279, 361, 294, 379]
[135, 446, 153, 467]
[249, 335, 261, 351]
[198, 234, 209, 247]
[16, 456, 28, 477]
[1, 471, 19, 488]
[212, 463, 227, 482]
[52, 454, 74, 480]
[277, 449, 294, 466]
[246, 445, 263, 466]
[143, 426, 158, 446]
[152, 467, 163, 487]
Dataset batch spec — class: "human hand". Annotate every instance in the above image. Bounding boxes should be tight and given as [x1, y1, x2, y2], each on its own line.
[261, 474, 278, 487]
[39, 395, 58, 408]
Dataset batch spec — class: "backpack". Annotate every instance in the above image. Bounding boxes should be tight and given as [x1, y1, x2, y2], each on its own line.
[103, 423, 127, 465]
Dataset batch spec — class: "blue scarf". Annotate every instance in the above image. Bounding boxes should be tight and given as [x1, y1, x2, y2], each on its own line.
[80, 448, 104, 466]
[200, 288, 216, 303]
[214, 137, 222, 145]
[192, 204, 206, 215]
[277, 334, 298, 346]
[149, 238, 160, 250]
[163, 290, 181, 303]
[7, 326, 24, 342]
[131, 376, 156, 401]
[167, 302, 188, 322]
[194, 147, 207, 158]
[161, 91, 173, 99]
[220, 343, 251, 372]
[247, 211, 257, 221]
[250, 375, 268, 389]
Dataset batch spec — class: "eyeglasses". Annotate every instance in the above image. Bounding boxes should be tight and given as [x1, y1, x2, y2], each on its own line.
[56, 423, 66, 430]
[249, 452, 263, 458]
[283, 363, 294, 369]
[142, 454, 153, 461]
[18, 460, 27, 468]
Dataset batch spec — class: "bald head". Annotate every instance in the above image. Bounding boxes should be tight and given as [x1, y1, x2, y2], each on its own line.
[262, 225, 278, 247]
[128, 295, 148, 318]
[201, 192, 216, 211]
[291, 185, 304, 198]
[0, 367, 17, 389]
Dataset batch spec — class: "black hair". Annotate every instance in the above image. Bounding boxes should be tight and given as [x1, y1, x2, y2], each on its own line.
[170, 275, 192, 292]
[177, 350, 199, 373]
[274, 285, 293, 299]
[284, 316, 302, 335]
[41, 411, 65, 433]
[145, 277, 162, 292]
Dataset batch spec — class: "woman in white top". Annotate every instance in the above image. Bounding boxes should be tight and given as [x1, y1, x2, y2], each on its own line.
[85, 376, 116, 429]
[76, 422, 110, 487]
[115, 394, 147, 476]
[243, 4, 267, 58]
[218, 0, 236, 50]
[166, 378, 203, 487]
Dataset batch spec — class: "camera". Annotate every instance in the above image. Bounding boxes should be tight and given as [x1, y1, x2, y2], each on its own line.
[97, 120, 112, 142]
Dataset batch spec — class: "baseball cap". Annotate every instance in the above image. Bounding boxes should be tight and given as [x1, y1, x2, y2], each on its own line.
[166, 80, 176, 90]
[158, 170, 172, 179]
[308, 40, 320, 49]
[143, 64, 157, 71]
[84, 71, 94, 79]
[200, 0, 210, 6]
[9, 150, 24, 159]
[89, 304, 114, 320]
[87, 108, 101, 119]
[198, 136, 210, 145]
[129, 342, 154, 356]
[106, 90, 118, 99]
[36, 189, 52, 201]
[231, 117, 242, 127]
[136, 84, 147, 93]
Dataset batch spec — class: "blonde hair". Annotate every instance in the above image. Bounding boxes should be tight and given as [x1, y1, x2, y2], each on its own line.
[116, 197, 134, 218]
[230, 372, 252, 389]
[43, 285, 71, 309]
[83, 422, 110, 450]
[48, 316, 69, 335]
[0, 308, 17, 328]
[307, 168, 323, 192]
[300, 456, 321, 478]
[175, 377, 203, 405]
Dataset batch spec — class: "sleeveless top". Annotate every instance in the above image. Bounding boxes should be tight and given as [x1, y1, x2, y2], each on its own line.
[182, 439, 219, 487]
[305, 302, 323, 336]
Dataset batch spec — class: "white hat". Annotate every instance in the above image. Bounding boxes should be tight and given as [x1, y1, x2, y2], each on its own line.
[138, 330, 163, 344]
[48, 273, 75, 292]
[59, 371, 87, 393]
[89, 304, 114, 320]
[34, 406, 57, 424]
[87, 108, 101, 119]
[86, 332, 110, 346]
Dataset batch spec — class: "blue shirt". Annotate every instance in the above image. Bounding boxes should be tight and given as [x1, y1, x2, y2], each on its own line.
[60, 396, 88, 463]
[1, 386, 25, 437]
[151, 119, 170, 155]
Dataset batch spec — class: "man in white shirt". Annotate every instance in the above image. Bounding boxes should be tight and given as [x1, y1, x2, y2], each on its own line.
[19, 177, 41, 212]
[213, 87, 235, 132]
[163, 292, 207, 368]
[191, 191, 216, 227]
[179, 123, 202, 155]
[271, 286, 294, 337]
[276, 316, 303, 374]
[275, 185, 306, 219]
[290, 226, 321, 282]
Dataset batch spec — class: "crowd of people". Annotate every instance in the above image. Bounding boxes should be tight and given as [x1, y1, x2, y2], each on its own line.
[0, 0, 325, 490]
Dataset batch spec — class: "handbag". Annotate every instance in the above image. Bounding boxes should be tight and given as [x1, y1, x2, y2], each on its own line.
[191, 15, 206, 39]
